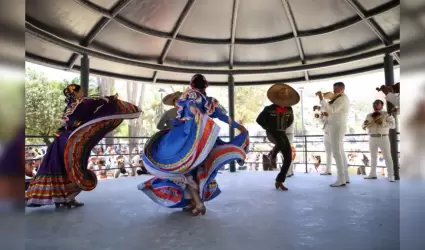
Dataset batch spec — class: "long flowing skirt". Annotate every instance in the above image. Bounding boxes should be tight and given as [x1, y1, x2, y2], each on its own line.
[138, 113, 249, 208]
[25, 99, 141, 206]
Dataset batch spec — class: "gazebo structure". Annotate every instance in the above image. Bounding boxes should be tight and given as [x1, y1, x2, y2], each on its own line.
[25, 0, 400, 174]
[25, 1, 405, 249]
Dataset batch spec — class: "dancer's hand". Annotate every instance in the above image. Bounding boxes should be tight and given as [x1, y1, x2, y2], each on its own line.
[238, 124, 248, 134]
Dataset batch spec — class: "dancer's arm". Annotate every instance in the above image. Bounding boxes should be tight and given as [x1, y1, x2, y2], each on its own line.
[211, 105, 240, 128]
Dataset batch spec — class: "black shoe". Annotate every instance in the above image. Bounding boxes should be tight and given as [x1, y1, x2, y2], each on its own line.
[320, 173, 332, 175]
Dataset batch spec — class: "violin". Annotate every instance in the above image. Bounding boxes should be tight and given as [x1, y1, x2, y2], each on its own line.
[376, 82, 400, 94]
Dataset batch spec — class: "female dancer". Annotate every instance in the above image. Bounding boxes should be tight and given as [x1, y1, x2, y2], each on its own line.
[26, 84, 141, 208]
[139, 74, 249, 216]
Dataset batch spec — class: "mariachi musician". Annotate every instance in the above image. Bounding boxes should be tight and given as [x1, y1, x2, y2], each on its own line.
[376, 82, 400, 109]
[256, 83, 300, 191]
[156, 91, 182, 130]
[313, 92, 339, 176]
[316, 82, 350, 187]
[362, 100, 396, 182]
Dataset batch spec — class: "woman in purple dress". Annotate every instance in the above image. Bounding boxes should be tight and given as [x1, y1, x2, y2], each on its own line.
[26, 84, 141, 208]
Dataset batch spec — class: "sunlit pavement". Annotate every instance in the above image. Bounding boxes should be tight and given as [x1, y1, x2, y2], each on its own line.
[26, 171, 406, 250]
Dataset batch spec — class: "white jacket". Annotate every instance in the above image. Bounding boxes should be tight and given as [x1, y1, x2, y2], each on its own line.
[320, 93, 350, 127]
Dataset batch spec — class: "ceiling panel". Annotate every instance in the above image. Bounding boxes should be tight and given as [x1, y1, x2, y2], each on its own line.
[234, 40, 300, 64]
[372, 7, 400, 38]
[157, 71, 229, 83]
[301, 22, 381, 57]
[355, 0, 394, 11]
[74, 57, 155, 79]
[234, 71, 305, 83]
[90, 20, 167, 59]
[165, 41, 229, 65]
[88, 0, 119, 9]
[288, 0, 357, 31]
[26, 0, 103, 42]
[178, 0, 233, 39]
[25, 34, 74, 63]
[235, 0, 293, 39]
[118, 0, 188, 33]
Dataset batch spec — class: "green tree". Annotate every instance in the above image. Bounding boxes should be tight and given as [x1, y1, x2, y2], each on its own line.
[25, 68, 100, 145]
[25, 68, 65, 145]
[234, 86, 268, 125]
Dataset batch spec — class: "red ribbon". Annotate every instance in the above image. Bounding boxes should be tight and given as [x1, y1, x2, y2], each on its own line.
[275, 107, 287, 113]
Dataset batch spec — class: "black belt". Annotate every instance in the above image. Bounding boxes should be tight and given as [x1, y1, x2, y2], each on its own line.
[370, 134, 388, 137]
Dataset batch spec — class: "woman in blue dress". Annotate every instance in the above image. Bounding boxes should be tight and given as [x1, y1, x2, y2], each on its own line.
[139, 74, 249, 216]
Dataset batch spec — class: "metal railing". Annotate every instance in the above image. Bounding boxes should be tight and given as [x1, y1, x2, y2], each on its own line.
[25, 133, 400, 174]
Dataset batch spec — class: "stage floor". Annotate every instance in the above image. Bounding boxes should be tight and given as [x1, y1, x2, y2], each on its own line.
[26, 172, 403, 250]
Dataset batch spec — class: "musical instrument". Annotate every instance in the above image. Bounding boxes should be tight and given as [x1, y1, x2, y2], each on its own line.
[362, 112, 385, 129]
[376, 82, 400, 94]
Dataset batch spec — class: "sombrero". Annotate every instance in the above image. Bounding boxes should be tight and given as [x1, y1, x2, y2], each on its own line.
[162, 91, 182, 106]
[267, 83, 300, 107]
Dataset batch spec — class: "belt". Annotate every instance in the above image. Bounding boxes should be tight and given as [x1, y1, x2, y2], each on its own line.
[370, 134, 388, 137]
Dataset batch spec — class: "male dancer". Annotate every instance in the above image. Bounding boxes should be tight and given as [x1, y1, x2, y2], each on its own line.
[156, 91, 182, 130]
[316, 82, 350, 187]
[256, 83, 300, 190]
[362, 100, 396, 182]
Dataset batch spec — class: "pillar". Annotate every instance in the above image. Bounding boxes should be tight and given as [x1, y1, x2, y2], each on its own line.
[81, 54, 90, 97]
[383, 53, 399, 180]
[228, 74, 236, 172]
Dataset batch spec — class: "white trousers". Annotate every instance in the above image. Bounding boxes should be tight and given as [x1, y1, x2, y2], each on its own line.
[328, 124, 349, 183]
[323, 131, 333, 173]
[286, 134, 295, 175]
[368, 136, 394, 177]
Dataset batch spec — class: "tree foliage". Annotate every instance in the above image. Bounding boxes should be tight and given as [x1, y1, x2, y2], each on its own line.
[234, 86, 269, 125]
[25, 68, 100, 145]
[25, 69, 66, 145]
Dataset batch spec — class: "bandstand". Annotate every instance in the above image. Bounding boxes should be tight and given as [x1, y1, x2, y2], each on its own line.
[25, 1, 407, 249]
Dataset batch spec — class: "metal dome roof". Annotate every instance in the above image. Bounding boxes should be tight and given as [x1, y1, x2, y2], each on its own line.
[25, 0, 400, 86]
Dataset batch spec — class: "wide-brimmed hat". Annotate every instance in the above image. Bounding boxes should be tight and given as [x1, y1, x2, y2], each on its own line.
[162, 91, 182, 106]
[267, 83, 300, 107]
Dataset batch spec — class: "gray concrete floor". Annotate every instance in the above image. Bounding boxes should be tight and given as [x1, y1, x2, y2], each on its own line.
[26, 172, 403, 250]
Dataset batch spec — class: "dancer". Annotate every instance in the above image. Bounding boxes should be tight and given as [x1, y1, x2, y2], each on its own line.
[316, 82, 350, 187]
[156, 91, 182, 130]
[362, 100, 396, 182]
[26, 84, 141, 208]
[256, 83, 299, 191]
[138, 74, 249, 216]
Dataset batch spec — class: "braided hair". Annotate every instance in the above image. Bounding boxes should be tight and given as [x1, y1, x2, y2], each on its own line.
[63, 84, 81, 113]
[190, 74, 208, 94]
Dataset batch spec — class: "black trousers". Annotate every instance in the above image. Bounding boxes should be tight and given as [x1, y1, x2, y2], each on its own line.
[267, 130, 292, 183]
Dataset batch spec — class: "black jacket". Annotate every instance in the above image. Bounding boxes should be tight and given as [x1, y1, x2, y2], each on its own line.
[256, 104, 294, 131]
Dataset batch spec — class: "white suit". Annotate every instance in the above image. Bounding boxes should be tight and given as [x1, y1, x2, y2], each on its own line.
[317, 113, 332, 174]
[385, 93, 399, 107]
[363, 111, 396, 181]
[320, 94, 350, 186]
[285, 123, 295, 176]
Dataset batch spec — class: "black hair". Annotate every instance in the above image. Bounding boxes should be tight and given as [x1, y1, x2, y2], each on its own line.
[333, 82, 345, 88]
[190, 74, 209, 91]
[63, 84, 81, 112]
[373, 99, 384, 106]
